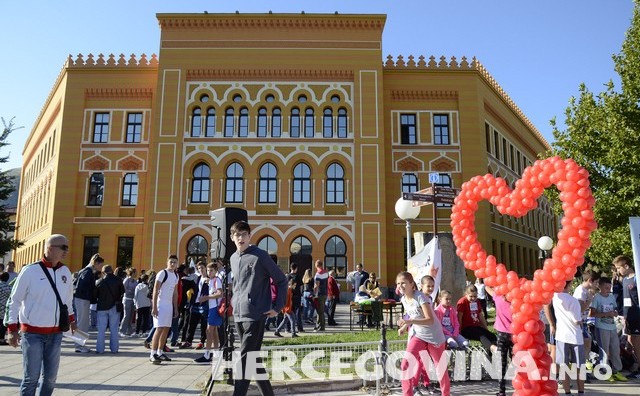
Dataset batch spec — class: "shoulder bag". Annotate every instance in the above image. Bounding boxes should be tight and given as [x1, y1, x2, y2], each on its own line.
[39, 262, 71, 332]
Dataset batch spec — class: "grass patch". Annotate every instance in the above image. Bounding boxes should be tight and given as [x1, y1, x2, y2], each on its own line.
[263, 329, 407, 347]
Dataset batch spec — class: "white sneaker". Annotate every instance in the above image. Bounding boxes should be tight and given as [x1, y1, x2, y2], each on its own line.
[75, 346, 92, 353]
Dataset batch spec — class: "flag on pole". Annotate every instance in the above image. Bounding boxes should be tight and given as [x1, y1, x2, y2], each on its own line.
[628, 217, 640, 304]
[408, 236, 442, 302]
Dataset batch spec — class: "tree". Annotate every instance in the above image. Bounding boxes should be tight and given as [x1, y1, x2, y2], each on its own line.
[549, 1, 640, 266]
[0, 117, 22, 256]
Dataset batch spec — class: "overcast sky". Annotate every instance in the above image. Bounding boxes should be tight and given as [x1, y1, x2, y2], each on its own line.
[0, 0, 634, 170]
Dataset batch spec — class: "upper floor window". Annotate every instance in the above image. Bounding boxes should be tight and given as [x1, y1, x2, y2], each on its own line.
[290, 108, 300, 138]
[225, 162, 244, 203]
[272, 108, 282, 137]
[400, 114, 416, 145]
[93, 113, 110, 143]
[402, 173, 419, 193]
[304, 108, 315, 138]
[191, 108, 202, 137]
[259, 162, 277, 203]
[238, 107, 249, 137]
[436, 173, 452, 208]
[121, 173, 138, 206]
[257, 108, 268, 138]
[433, 114, 450, 145]
[205, 108, 216, 137]
[337, 108, 348, 138]
[326, 162, 345, 204]
[323, 108, 333, 138]
[125, 113, 142, 143]
[191, 163, 210, 203]
[293, 163, 311, 204]
[224, 108, 235, 137]
[87, 172, 104, 206]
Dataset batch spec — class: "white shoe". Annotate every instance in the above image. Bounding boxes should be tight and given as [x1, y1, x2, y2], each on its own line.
[75, 346, 92, 353]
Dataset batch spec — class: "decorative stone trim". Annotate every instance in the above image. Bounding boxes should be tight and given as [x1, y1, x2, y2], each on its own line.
[187, 69, 354, 81]
[85, 88, 153, 100]
[390, 90, 458, 102]
[67, 53, 158, 68]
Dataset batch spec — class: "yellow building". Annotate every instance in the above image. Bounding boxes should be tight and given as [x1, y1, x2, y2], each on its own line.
[14, 12, 555, 286]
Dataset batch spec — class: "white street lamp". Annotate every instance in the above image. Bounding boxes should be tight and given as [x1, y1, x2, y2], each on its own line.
[395, 197, 421, 266]
[537, 235, 554, 264]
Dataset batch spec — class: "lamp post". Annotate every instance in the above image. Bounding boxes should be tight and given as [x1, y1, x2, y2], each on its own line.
[395, 197, 421, 267]
[537, 235, 554, 265]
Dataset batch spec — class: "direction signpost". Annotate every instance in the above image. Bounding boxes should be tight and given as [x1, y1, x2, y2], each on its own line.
[402, 175, 460, 235]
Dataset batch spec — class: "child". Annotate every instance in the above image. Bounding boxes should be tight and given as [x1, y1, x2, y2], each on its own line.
[589, 277, 628, 382]
[396, 271, 450, 396]
[134, 274, 152, 336]
[457, 285, 498, 354]
[194, 262, 223, 363]
[434, 290, 468, 350]
[486, 286, 513, 396]
[274, 278, 298, 338]
[552, 280, 585, 394]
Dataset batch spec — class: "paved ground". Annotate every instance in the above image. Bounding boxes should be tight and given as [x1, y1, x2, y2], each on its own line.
[1, 303, 639, 395]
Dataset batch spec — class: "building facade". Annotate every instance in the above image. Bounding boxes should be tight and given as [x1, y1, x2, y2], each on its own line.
[14, 12, 556, 287]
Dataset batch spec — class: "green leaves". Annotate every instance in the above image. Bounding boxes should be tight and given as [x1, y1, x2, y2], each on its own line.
[549, 1, 640, 267]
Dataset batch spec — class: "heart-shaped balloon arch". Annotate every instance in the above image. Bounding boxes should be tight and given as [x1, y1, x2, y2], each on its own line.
[450, 156, 596, 396]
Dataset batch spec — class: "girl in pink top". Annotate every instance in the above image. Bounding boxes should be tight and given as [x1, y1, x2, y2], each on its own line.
[434, 290, 469, 349]
[486, 286, 513, 396]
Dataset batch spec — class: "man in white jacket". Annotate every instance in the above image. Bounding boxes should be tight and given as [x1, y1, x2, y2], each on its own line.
[5, 234, 77, 396]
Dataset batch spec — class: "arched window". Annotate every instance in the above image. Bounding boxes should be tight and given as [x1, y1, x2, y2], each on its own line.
[326, 163, 344, 204]
[325, 235, 347, 278]
[205, 108, 215, 137]
[402, 173, 418, 193]
[337, 108, 348, 138]
[225, 162, 244, 203]
[292, 163, 311, 204]
[304, 108, 315, 138]
[191, 163, 210, 203]
[290, 108, 300, 138]
[271, 108, 281, 137]
[258, 236, 278, 255]
[257, 107, 268, 137]
[259, 162, 277, 203]
[238, 107, 249, 137]
[191, 108, 202, 137]
[290, 235, 312, 255]
[87, 172, 104, 206]
[224, 108, 235, 137]
[186, 235, 208, 267]
[323, 108, 333, 138]
[121, 173, 138, 206]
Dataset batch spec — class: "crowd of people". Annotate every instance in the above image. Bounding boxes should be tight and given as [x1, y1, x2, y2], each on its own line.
[2, 231, 640, 396]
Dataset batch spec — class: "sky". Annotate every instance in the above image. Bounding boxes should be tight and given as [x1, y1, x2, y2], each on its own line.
[0, 0, 635, 171]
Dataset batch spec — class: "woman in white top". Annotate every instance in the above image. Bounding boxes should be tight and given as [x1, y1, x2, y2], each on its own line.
[396, 271, 450, 396]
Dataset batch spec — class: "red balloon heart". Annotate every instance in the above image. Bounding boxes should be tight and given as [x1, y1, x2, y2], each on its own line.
[450, 156, 596, 396]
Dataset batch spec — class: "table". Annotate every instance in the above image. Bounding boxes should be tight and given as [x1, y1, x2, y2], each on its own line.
[382, 300, 402, 329]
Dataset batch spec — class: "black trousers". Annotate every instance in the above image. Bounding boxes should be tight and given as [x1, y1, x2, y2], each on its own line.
[185, 309, 207, 344]
[327, 297, 337, 324]
[233, 320, 274, 396]
[135, 307, 150, 334]
[461, 326, 497, 351]
[496, 331, 513, 393]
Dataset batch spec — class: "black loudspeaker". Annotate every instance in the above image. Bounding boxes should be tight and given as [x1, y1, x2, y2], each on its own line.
[210, 207, 248, 261]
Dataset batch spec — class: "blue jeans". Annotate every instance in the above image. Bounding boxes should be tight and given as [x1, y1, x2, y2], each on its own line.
[97, 306, 120, 353]
[21, 331, 63, 396]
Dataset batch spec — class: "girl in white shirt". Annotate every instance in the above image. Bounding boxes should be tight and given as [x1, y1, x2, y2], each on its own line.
[396, 271, 450, 396]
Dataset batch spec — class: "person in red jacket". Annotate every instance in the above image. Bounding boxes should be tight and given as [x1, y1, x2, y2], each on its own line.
[327, 270, 340, 326]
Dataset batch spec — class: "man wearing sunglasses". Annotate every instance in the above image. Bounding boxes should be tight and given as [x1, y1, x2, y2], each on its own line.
[5, 234, 77, 396]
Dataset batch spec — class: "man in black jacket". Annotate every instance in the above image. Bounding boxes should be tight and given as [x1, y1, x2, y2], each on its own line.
[73, 253, 104, 352]
[95, 265, 125, 354]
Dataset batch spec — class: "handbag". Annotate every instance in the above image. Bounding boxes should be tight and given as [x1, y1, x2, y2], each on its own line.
[39, 262, 71, 332]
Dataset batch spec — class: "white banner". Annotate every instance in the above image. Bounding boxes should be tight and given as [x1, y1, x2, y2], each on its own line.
[408, 236, 442, 301]
[628, 217, 640, 304]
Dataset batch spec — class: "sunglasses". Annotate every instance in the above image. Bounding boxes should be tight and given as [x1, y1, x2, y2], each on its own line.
[51, 244, 69, 251]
